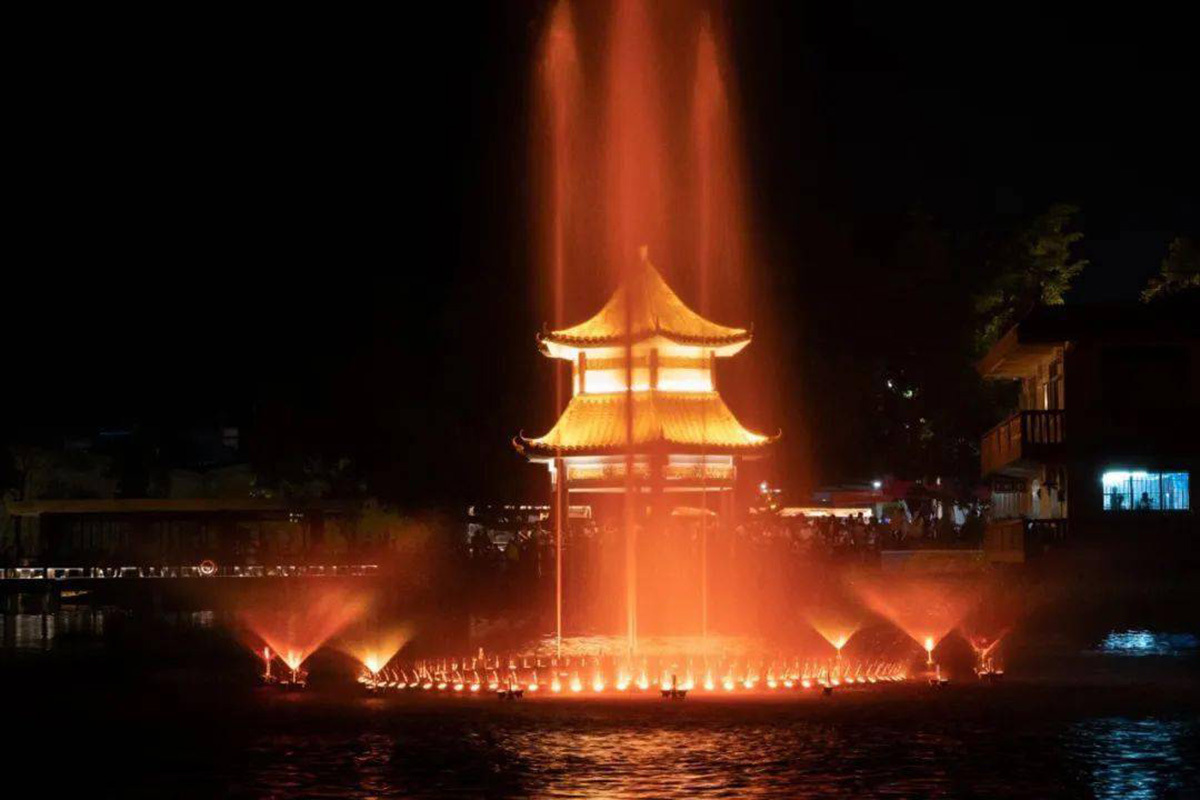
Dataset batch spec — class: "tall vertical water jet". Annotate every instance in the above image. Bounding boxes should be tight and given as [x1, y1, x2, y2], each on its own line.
[536, 0, 582, 660]
[692, 10, 775, 639]
[606, 0, 665, 658]
[524, 0, 774, 654]
[693, 15, 723, 318]
[692, 14, 724, 641]
[605, 0, 666, 274]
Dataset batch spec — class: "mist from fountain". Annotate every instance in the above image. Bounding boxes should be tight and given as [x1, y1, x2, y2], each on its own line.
[532, 0, 765, 663]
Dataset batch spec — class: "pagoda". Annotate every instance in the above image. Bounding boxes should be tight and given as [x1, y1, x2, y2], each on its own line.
[515, 250, 777, 514]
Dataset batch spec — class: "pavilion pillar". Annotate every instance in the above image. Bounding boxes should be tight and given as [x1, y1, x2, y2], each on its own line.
[553, 457, 566, 657]
[651, 449, 667, 520]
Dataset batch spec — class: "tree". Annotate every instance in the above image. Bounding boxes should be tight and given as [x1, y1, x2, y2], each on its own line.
[1142, 236, 1199, 302]
[974, 203, 1088, 352]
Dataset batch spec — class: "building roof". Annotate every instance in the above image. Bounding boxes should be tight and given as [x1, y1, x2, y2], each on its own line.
[978, 301, 1200, 379]
[538, 253, 751, 353]
[976, 325, 1063, 379]
[514, 391, 777, 458]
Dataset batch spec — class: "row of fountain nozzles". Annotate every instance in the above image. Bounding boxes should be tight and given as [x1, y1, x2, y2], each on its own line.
[353, 665, 908, 696]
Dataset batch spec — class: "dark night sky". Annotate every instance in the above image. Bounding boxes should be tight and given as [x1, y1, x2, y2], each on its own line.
[7, 2, 1198, 508]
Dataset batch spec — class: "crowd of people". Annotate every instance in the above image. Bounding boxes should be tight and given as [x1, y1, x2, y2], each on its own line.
[464, 502, 987, 572]
[456, 502, 987, 630]
[740, 506, 986, 561]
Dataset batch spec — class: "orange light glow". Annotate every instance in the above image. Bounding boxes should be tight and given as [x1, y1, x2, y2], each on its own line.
[241, 585, 369, 680]
[338, 623, 413, 681]
[392, 649, 912, 701]
[855, 576, 984, 661]
[282, 649, 304, 672]
[522, 0, 783, 662]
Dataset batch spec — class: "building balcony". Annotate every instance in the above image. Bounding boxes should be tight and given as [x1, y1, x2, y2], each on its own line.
[980, 410, 1065, 476]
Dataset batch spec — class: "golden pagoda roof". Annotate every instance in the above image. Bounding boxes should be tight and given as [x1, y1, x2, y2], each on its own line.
[514, 391, 777, 458]
[539, 254, 751, 351]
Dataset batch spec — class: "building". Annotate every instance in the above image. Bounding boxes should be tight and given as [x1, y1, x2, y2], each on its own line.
[3, 498, 361, 570]
[513, 250, 777, 521]
[977, 303, 1198, 558]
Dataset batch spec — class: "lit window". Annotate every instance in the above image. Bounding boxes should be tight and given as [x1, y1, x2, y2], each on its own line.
[1101, 470, 1190, 512]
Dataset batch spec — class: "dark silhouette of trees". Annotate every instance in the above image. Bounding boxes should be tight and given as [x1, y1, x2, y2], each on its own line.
[974, 203, 1088, 353]
[1142, 236, 1199, 302]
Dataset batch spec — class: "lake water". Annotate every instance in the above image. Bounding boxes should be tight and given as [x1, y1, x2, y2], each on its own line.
[215, 690, 1199, 799]
[3, 611, 1198, 797]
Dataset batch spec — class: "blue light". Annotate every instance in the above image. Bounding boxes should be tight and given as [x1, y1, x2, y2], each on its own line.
[1098, 629, 1199, 656]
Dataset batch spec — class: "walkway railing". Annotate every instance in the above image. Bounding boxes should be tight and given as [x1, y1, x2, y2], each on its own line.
[1, 564, 380, 580]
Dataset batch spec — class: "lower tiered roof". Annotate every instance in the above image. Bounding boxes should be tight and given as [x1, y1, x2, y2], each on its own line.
[514, 391, 777, 458]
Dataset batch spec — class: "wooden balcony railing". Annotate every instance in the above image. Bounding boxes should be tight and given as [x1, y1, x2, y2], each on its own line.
[980, 410, 1065, 476]
[983, 517, 1068, 563]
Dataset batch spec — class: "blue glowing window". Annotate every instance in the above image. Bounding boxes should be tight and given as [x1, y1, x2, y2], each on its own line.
[1101, 470, 1190, 512]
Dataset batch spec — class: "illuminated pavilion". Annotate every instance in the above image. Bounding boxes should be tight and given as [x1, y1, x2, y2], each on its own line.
[515, 250, 777, 517]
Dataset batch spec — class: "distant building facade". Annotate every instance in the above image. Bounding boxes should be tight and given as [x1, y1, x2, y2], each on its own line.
[3, 498, 359, 569]
[978, 304, 1198, 558]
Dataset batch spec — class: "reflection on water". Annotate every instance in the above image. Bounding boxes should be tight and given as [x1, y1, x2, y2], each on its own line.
[1097, 629, 1199, 656]
[219, 701, 1200, 799]
[1069, 717, 1196, 800]
[1, 609, 102, 651]
[1, 608, 218, 651]
[238, 719, 972, 798]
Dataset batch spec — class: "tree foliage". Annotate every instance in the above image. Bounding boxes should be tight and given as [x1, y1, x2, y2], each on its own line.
[974, 203, 1088, 352]
[1142, 236, 1199, 302]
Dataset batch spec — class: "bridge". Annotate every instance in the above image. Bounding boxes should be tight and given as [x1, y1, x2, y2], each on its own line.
[2, 497, 395, 611]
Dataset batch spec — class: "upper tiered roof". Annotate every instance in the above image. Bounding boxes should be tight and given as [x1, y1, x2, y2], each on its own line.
[539, 252, 751, 356]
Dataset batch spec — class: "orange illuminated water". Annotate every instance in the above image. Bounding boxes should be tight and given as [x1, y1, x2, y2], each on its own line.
[241, 586, 368, 674]
[853, 576, 985, 662]
[338, 623, 413, 678]
[804, 585, 867, 655]
[404, 644, 908, 698]
[532, 0, 766, 657]
[535, 0, 581, 658]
